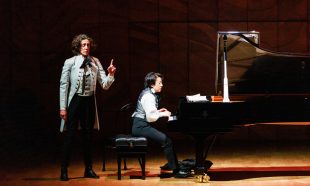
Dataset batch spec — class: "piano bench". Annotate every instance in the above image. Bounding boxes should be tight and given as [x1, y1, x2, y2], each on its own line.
[103, 134, 148, 180]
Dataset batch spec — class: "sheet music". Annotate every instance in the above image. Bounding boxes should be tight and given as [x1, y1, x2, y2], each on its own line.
[186, 93, 209, 102]
[168, 115, 177, 121]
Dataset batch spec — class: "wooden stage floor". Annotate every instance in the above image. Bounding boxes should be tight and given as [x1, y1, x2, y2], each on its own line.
[0, 139, 309, 186]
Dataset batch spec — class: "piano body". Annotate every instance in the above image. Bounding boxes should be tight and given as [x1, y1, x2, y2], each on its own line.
[168, 31, 310, 178]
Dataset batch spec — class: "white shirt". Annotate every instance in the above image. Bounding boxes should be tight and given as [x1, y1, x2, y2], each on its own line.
[140, 92, 167, 122]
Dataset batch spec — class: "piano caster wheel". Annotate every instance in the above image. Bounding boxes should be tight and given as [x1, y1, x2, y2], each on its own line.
[195, 173, 210, 183]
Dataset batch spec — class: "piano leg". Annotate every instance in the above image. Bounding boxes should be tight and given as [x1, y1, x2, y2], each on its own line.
[193, 134, 216, 182]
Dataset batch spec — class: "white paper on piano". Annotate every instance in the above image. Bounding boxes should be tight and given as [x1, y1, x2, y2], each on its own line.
[186, 93, 209, 102]
[168, 115, 177, 121]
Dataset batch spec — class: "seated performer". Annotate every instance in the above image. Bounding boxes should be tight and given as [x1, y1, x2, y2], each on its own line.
[131, 72, 190, 178]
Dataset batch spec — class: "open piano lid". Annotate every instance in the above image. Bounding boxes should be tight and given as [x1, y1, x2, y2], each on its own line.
[216, 31, 310, 95]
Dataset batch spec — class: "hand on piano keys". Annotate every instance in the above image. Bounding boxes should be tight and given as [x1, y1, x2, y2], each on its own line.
[159, 108, 171, 117]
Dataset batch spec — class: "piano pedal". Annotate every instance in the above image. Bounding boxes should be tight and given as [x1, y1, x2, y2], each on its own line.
[195, 173, 210, 183]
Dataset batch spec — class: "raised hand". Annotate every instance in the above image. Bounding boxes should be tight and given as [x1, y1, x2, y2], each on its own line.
[107, 59, 116, 76]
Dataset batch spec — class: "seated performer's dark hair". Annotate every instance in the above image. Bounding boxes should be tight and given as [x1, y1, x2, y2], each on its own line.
[144, 72, 163, 88]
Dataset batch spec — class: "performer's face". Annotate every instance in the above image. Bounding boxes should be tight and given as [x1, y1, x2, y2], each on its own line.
[152, 77, 163, 93]
[80, 39, 91, 57]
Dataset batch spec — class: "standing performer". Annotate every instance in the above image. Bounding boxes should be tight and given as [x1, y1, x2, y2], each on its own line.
[59, 34, 116, 181]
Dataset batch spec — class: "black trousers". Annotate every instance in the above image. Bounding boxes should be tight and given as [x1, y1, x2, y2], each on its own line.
[132, 117, 179, 170]
[61, 94, 95, 168]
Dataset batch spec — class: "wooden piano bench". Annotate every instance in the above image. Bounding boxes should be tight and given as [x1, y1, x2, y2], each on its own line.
[115, 135, 148, 180]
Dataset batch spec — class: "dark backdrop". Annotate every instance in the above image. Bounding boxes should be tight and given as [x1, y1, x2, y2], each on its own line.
[0, 0, 309, 160]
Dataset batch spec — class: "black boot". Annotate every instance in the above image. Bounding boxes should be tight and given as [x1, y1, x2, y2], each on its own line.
[84, 166, 99, 179]
[60, 167, 69, 181]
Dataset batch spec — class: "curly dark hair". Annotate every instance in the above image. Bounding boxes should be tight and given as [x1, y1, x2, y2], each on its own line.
[71, 34, 97, 55]
[144, 72, 163, 88]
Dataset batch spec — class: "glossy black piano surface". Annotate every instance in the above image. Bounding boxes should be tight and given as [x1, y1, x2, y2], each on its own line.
[168, 98, 247, 133]
[167, 31, 310, 177]
[216, 31, 310, 123]
[170, 32, 310, 130]
[216, 31, 310, 94]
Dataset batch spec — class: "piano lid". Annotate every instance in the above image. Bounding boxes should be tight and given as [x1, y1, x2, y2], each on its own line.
[216, 31, 310, 95]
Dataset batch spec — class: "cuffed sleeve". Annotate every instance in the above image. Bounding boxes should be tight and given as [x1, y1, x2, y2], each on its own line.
[95, 59, 115, 90]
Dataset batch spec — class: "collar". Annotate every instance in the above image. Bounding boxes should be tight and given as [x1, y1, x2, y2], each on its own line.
[150, 88, 155, 94]
[80, 54, 90, 59]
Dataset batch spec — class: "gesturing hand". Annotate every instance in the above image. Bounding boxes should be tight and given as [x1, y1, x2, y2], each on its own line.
[107, 59, 116, 76]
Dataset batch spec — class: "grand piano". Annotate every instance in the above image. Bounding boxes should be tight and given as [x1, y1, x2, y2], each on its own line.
[167, 31, 310, 181]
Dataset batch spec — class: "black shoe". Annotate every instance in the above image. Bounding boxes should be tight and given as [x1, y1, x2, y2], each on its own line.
[60, 167, 69, 181]
[160, 163, 173, 170]
[205, 160, 213, 170]
[84, 168, 99, 179]
[173, 169, 191, 178]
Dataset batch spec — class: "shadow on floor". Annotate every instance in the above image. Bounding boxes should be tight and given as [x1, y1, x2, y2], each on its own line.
[208, 167, 310, 181]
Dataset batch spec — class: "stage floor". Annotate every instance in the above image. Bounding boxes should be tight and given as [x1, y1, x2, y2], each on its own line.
[0, 139, 309, 186]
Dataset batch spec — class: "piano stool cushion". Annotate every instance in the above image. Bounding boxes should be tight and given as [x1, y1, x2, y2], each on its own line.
[115, 135, 148, 152]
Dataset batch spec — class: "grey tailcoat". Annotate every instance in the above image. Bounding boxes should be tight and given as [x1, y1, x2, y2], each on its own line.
[59, 55, 114, 132]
